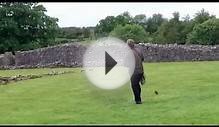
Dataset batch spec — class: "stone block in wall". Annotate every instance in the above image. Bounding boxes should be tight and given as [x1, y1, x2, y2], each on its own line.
[0, 52, 15, 68]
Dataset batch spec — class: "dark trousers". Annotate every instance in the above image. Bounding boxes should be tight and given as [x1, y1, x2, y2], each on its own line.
[131, 73, 143, 102]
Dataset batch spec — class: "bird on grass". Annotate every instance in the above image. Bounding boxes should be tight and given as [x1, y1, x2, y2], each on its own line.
[154, 90, 159, 95]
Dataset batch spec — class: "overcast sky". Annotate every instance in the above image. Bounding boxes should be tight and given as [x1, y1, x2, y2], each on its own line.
[40, 2, 219, 27]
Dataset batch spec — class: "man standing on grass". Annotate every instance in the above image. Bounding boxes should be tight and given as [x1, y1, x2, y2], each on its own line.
[127, 39, 145, 104]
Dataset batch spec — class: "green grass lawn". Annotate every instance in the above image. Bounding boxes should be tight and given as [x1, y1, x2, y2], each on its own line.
[0, 61, 219, 124]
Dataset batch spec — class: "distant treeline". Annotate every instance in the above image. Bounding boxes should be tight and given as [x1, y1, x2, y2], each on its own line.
[58, 9, 219, 45]
[57, 27, 95, 41]
[0, 2, 219, 54]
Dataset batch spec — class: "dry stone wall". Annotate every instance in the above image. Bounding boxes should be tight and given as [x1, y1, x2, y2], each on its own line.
[15, 43, 88, 68]
[137, 43, 219, 62]
[0, 42, 219, 69]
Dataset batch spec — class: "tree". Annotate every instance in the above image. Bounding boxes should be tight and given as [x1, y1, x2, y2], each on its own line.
[133, 14, 147, 26]
[95, 16, 117, 37]
[180, 15, 195, 44]
[120, 11, 133, 23]
[182, 14, 191, 22]
[95, 11, 133, 38]
[109, 24, 149, 43]
[171, 12, 180, 22]
[0, 2, 59, 53]
[187, 18, 219, 45]
[145, 13, 166, 34]
[193, 8, 216, 24]
[155, 12, 184, 44]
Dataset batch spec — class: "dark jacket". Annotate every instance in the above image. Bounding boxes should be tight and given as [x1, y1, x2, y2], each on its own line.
[132, 46, 144, 74]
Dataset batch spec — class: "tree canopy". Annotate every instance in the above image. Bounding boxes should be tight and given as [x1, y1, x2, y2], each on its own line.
[187, 18, 219, 45]
[110, 24, 149, 43]
[0, 2, 58, 53]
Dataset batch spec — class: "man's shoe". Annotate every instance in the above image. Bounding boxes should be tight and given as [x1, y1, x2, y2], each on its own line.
[136, 101, 142, 104]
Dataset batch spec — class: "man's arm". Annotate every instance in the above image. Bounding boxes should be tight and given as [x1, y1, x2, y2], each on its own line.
[135, 47, 144, 61]
[140, 49, 144, 61]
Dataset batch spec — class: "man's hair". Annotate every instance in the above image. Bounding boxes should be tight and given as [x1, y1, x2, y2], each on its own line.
[127, 39, 135, 49]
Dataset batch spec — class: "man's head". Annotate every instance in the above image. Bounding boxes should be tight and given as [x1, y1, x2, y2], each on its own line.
[127, 39, 135, 49]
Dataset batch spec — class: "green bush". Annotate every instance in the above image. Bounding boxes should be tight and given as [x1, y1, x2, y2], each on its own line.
[109, 24, 149, 43]
[187, 18, 219, 45]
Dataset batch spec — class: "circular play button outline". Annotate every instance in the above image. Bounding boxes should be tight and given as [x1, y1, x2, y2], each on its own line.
[82, 37, 135, 90]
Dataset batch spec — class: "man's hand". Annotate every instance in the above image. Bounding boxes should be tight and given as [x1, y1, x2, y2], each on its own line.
[140, 74, 146, 85]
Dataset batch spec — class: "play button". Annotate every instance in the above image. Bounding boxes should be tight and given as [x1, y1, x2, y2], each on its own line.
[82, 37, 135, 90]
[105, 51, 117, 75]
